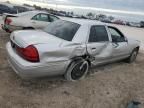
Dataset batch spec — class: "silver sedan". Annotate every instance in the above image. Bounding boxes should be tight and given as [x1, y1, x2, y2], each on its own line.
[6, 19, 140, 81]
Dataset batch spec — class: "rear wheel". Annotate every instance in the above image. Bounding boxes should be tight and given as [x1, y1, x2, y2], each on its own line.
[126, 48, 139, 63]
[65, 59, 89, 81]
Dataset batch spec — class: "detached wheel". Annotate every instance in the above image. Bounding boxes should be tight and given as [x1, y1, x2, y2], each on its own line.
[126, 48, 139, 63]
[65, 59, 89, 81]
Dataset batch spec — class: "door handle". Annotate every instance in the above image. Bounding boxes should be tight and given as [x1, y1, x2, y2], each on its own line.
[32, 21, 36, 24]
[91, 47, 96, 50]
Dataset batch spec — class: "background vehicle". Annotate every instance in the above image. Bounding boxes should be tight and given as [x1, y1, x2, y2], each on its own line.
[140, 21, 144, 28]
[6, 19, 140, 81]
[128, 22, 141, 28]
[112, 20, 125, 25]
[13, 6, 29, 13]
[100, 18, 111, 23]
[2, 11, 60, 32]
[0, 4, 17, 15]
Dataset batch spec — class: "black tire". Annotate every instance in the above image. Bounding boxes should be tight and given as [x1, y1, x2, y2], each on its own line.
[65, 59, 89, 81]
[126, 48, 139, 63]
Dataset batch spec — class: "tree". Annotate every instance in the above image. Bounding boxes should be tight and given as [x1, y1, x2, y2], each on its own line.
[108, 16, 114, 21]
[23, 4, 31, 7]
[140, 21, 144, 28]
[33, 4, 42, 10]
[87, 12, 93, 17]
[98, 14, 107, 19]
[71, 11, 74, 16]
[6, 1, 10, 3]
[86, 12, 95, 19]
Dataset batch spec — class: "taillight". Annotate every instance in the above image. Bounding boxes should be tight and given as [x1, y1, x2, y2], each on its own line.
[5, 18, 12, 25]
[16, 45, 39, 62]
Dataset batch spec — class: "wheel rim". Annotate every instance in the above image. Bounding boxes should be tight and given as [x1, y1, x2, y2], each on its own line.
[71, 61, 88, 80]
[130, 51, 137, 62]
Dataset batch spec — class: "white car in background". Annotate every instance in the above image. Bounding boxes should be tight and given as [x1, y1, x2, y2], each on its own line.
[2, 11, 60, 32]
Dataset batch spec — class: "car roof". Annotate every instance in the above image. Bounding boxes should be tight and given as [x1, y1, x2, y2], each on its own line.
[62, 17, 105, 26]
[17, 11, 58, 17]
[27, 10, 48, 14]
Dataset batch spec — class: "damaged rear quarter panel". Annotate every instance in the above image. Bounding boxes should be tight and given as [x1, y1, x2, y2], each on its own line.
[36, 43, 87, 63]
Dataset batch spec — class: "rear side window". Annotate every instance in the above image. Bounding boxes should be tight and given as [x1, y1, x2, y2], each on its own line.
[43, 20, 80, 41]
[89, 26, 109, 42]
[49, 15, 59, 22]
[32, 13, 50, 22]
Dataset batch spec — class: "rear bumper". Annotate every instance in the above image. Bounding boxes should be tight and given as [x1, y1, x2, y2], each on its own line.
[2, 24, 22, 33]
[6, 42, 70, 79]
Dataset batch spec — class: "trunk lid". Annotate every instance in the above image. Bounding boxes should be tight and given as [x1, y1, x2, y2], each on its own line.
[2, 13, 18, 21]
[10, 30, 65, 48]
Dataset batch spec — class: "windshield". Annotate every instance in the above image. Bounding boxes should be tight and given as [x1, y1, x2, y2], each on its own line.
[43, 20, 80, 41]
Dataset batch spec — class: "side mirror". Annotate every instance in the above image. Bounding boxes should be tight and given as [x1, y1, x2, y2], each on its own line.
[112, 37, 118, 43]
[112, 41, 119, 48]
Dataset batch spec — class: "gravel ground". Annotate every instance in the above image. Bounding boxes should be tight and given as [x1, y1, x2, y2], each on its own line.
[0, 28, 144, 108]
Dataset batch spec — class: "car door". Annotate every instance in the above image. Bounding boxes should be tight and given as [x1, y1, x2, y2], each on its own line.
[87, 25, 113, 65]
[31, 13, 51, 29]
[108, 26, 130, 59]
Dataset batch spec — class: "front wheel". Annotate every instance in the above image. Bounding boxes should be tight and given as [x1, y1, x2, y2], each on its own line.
[65, 59, 89, 81]
[126, 48, 139, 63]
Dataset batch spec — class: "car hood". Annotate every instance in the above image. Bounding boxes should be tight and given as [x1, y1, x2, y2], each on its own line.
[10, 30, 65, 48]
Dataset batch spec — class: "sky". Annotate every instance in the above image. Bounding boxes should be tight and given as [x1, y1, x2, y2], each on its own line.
[1, 0, 144, 22]
[42, 0, 144, 12]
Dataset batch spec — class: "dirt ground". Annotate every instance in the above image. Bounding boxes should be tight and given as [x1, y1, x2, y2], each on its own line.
[0, 29, 144, 108]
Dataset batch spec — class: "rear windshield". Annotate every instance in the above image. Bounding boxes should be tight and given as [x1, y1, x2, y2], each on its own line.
[16, 11, 32, 16]
[43, 20, 80, 41]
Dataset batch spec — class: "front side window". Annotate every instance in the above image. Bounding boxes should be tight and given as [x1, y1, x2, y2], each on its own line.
[89, 25, 109, 42]
[43, 20, 80, 41]
[32, 13, 49, 22]
[108, 27, 126, 42]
